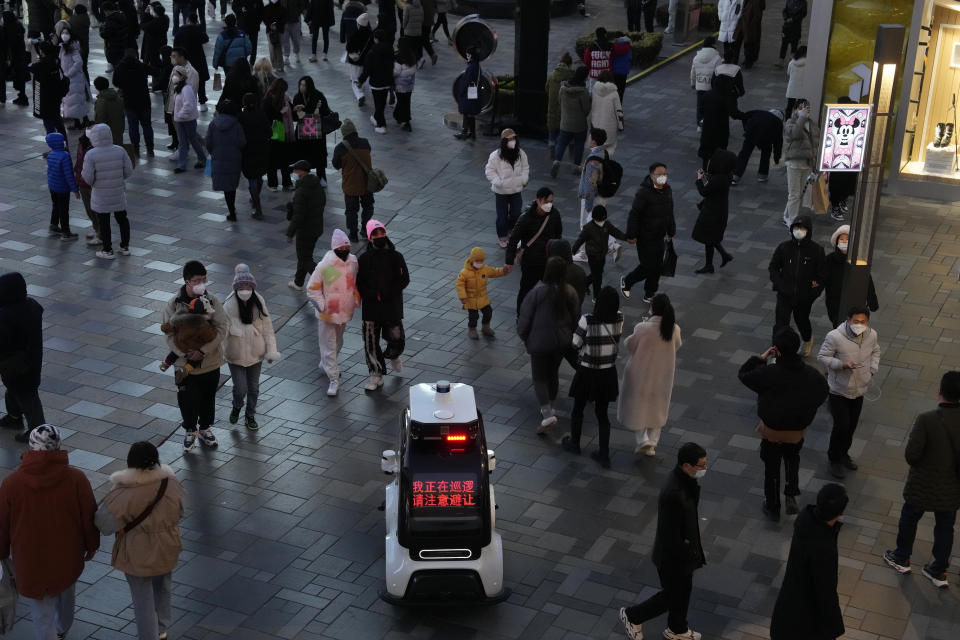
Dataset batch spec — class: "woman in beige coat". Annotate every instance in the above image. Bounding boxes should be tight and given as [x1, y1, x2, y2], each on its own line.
[617, 294, 683, 456]
[95, 442, 185, 640]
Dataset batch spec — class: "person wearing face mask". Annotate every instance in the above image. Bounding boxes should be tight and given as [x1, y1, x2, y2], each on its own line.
[621, 162, 676, 304]
[81, 123, 134, 259]
[692, 149, 736, 274]
[139, 3, 168, 71]
[484, 128, 529, 248]
[357, 28, 395, 134]
[62, 4, 91, 77]
[620, 442, 707, 640]
[739, 327, 829, 522]
[172, 12, 210, 111]
[286, 159, 325, 290]
[222, 264, 280, 430]
[344, 12, 374, 107]
[572, 205, 627, 301]
[55, 21, 91, 131]
[165, 47, 199, 151]
[505, 186, 563, 314]
[817, 306, 880, 479]
[768, 215, 826, 356]
[769, 483, 847, 640]
[822, 224, 879, 328]
[162, 261, 228, 452]
[456, 247, 507, 340]
[205, 99, 247, 221]
[306, 230, 359, 396]
[782, 98, 819, 228]
[356, 220, 410, 391]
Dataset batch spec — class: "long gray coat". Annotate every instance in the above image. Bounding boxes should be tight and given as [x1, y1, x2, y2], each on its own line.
[903, 405, 960, 512]
[205, 114, 247, 192]
[517, 282, 579, 355]
[81, 124, 133, 213]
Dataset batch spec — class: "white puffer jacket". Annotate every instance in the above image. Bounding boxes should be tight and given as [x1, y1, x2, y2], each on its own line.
[60, 46, 90, 120]
[306, 249, 360, 325]
[80, 124, 133, 212]
[484, 148, 529, 195]
[690, 47, 722, 91]
[222, 292, 281, 367]
[589, 81, 623, 153]
[717, 0, 741, 43]
[817, 323, 881, 399]
[786, 56, 806, 99]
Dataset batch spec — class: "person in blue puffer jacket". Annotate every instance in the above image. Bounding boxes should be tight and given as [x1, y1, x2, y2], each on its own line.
[611, 36, 632, 101]
[212, 15, 254, 73]
[45, 132, 80, 241]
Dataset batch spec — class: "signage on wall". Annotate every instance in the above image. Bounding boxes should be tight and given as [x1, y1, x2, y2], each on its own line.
[819, 104, 872, 172]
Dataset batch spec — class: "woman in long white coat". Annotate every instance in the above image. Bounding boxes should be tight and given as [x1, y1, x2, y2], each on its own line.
[717, 0, 741, 54]
[56, 21, 90, 129]
[589, 71, 623, 154]
[617, 293, 682, 456]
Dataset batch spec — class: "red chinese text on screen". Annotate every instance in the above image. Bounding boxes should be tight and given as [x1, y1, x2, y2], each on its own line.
[411, 480, 477, 508]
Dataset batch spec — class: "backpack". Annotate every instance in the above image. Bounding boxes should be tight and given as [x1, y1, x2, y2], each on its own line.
[596, 151, 623, 198]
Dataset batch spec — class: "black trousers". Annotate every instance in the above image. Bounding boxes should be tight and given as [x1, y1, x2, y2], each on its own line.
[829, 171, 857, 206]
[774, 293, 814, 343]
[623, 240, 663, 298]
[614, 74, 627, 102]
[734, 137, 773, 177]
[432, 12, 450, 39]
[779, 34, 800, 60]
[625, 567, 694, 634]
[310, 26, 330, 54]
[742, 41, 760, 68]
[177, 368, 220, 431]
[345, 193, 375, 236]
[642, 1, 657, 32]
[294, 233, 319, 286]
[4, 385, 45, 428]
[393, 91, 412, 124]
[828, 393, 864, 463]
[760, 438, 803, 511]
[467, 305, 492, 328]
[50, 190, 71, 232]
[516, 262, 546, 314]
[570, 391, 611, 456]
[248, 31, 259, 66]
[626, 0, 643, 31]
[371, 87, 389, 127]
[96, 210, 130, 253]
[586, 254, 605, 298]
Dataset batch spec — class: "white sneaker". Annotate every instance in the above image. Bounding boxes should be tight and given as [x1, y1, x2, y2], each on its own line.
[364, 374, 383, 391]
[327, 378, 339, 397]
[95, 250, 115, 259]
[369, 115, 378, 127]
[375, 127, 386, 134]
[308, 55, 317, 62]
[288, 280, 304, 291]
[663, 629, 701, 640]
[619, 608, 643, 640]
[390, 358, 404, 373]
[117, 246, 131, 256]
[537, 408, 557, 434]
[86, 235, 102, 246]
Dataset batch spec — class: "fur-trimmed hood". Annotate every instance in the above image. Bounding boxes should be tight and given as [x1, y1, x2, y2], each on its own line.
[109, 464, 177, 488]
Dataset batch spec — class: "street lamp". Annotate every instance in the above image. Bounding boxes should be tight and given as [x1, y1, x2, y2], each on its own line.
[840, 24, 906, 316]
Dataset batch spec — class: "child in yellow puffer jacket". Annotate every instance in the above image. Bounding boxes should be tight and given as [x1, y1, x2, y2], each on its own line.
[456, 247, 507, 339]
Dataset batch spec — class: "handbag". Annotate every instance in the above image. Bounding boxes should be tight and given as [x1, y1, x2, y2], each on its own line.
[342, 139, 387, 193]
[270, 119, 286, 142]
[321, 110, 342, 135]
[213, 72, 222, 92]
[661, 239, 678, 278]
[514, 214, 550, 266]
[118, 478, 169, 537]
[296, 115, 322, 141]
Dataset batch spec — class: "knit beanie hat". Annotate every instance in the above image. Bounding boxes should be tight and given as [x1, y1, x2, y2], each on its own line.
[356, 13, 370, 27]
[233, 264, 256, 289]
[340, 118, 357, 137]
[365, 219, 386, 238]
[29, 424, 62, 451]
[331, 229, 351, 249]
[830, 224, 850, 249]
[468, 247, 485, 263]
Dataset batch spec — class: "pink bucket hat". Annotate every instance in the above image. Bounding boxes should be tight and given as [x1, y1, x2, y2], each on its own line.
[365, 219, 386, 238]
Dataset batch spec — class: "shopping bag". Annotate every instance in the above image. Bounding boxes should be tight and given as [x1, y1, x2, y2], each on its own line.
[204, 155, 212, 178]
[811, 173, 829, 214]
[661, 239, 677, 278]
[296, 116, 322, 141]
[270, 120, 286, 142]
[213, 72, 222, 92]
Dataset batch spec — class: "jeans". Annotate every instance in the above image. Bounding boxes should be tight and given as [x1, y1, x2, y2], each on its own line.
[282, 20, 301, 56]
[177, 368, 220, 431]
[96, 210, 130, 253]
[760, 438, 803, 512]
[467, 305, 492, 328]
[827, 393, 864, 463]
[494, 192, 522, 239]
[371, 87, 389, 127]
[228, 362, 262, 417]
[49, 190, 71, 233]
[317, 321, 346, 379]
[174, 119, 205, 170]
[894, 503, 957, 573]
[125, 106, 154, 151]
[24, 583, 75, 640]
[363, 321, 405, 375]
[624, 567, 693, 634]
[4, 385, 45, 428]
[310, 25, 330, 54]
[735, 137, 773, 178]
[125, 573, 172, 640]
[774, 293, 814, 343]
[570, 389, 611, 456]
[783, 163, 810, 225]
[529, 352, 563, 408]
[586, 254, 605, 297]
[294, 233, 319, 287]
[554, 129, 587, 165]
[623, 239, 664, 298]
[344, 193, 375, 236]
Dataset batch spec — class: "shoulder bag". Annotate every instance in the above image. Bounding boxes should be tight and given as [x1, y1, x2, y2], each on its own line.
[342, 138, 387, 193]
[515, 214, 551, 266]
[118, 478, 169, 537]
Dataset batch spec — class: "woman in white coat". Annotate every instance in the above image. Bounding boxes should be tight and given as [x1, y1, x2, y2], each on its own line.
[588, 71, 623, 155]
[717, 0, 741, 57]
[617, 293, 683, 456]
[484, 127, 530, 248]
[56, 21, 90, 130]
[223, 264, 281, 431]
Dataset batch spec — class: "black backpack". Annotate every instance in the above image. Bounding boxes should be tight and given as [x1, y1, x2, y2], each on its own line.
[596, 151, 623, 198]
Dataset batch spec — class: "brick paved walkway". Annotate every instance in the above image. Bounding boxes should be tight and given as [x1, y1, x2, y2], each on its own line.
[0, 2, 958, 639]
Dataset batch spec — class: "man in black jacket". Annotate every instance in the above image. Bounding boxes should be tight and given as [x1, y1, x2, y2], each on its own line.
[233, 0, 263, 66]
[0, 272, 46, 442]
[28, 41, 67, 137]
[99, 1, 128, 68]
[112, 48, 155, 156]
[739, 328, 829, 521]
[172, 12, 209, 108]
[505, 187, 562, 314]
[769, 483, 847, 640]
[357, 220, 410, 392]
[620, 442, 707, 640]
[732, 109, 784, 185]
[286, 160, 325, 291]
[621, 162, 676, 303]
[768, 214, 826, 356]
[883, 371, 960, 588]
[357, 29, 394, 133]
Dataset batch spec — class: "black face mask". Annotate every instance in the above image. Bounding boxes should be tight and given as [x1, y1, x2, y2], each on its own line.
[334, 248, 350, 261]
[372, 236, 387, 249]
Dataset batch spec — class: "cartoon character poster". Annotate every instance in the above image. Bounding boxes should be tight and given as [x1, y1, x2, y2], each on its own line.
[819, 104, 871, 172]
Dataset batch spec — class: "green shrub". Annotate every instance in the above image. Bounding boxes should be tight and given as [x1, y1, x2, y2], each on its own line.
[574, 30, 663, 67]
[700, 4, 719, 31]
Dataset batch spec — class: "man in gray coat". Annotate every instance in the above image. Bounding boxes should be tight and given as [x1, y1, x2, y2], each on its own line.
[816, 305, 881, 479]
[884, 371, 960, 588]
[81, 123, 134, 260]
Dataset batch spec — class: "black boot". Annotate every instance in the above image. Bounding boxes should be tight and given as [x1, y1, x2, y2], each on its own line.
[250, 188, 264, 219]
[719, 250, 734, 268]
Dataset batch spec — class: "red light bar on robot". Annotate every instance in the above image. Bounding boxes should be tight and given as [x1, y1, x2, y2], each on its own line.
[446, 434, 467, 442]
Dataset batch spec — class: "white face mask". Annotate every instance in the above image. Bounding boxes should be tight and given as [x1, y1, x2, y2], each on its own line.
[694, 469, 706, 479]
[189, 282, 206, 296]
[506, 139, 517, 149]
[594, 219, 605, 227]
[472, 261, 483, 269]
[236, 289, 253, 301]
[837, 241, 848, 253]
[540, 201, 553, 213]
[849, 322, 867, 336]
[147, 7, 154, 16]
[792, 229, 807, 241]
[654, 174, 668, 186]
[60, 33, 70, 43]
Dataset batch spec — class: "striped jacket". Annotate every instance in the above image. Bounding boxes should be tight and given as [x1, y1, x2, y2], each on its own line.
[572, 312, 624, 369]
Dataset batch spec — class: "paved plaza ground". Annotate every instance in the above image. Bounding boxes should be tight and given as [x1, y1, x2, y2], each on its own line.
[1, 1, 959, 639]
